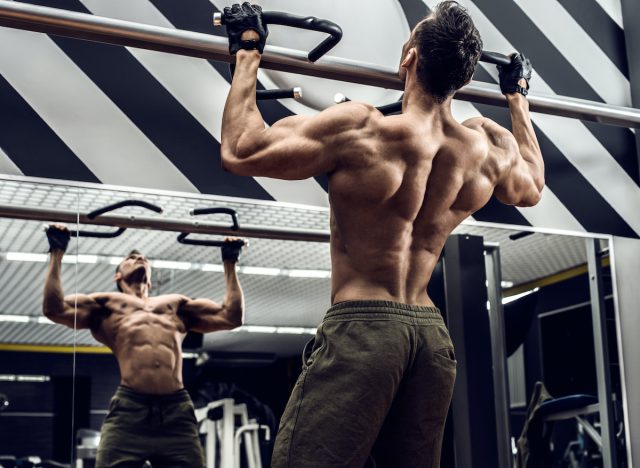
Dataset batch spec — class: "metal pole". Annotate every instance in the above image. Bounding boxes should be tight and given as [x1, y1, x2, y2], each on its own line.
[484, 245, 513, 468]
[0, 203, 331, 243]
[586, 239, 618, 468]
[0, 0, 639, 127]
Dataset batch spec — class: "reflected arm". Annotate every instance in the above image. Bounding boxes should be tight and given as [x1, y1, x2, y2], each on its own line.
[42, 250, 101, 329]
[181, 261, 244, 333]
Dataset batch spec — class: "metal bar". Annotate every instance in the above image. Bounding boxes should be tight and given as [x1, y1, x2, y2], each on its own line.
[586, 238, 618, 468]
[0, 0, 639, 127]
[0, 203, 330, 243]
[484, 245, 513, 468]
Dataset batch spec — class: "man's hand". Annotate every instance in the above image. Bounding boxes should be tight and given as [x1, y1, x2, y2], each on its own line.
[223, 2, 268, 55]
[221, 237, 245, 263]
[46, 224, 70, 253]
[497, 53, 532, 96]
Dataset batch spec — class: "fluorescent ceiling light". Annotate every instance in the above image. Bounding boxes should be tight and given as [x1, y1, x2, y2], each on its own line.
[276, 327, 310, 335]
[0, 374, 50, 382]
[239, 266, 281, 276]
[6, 252, 47, 262]
[232, 325, 278, 333]
[288, 269, 331, 279]
[231, 325, 316, 335]
[201, 264, 224, 272]
[501, 281, 514, 288]
[152, 260, 192, 270]
[0, 315, 30, 323]
[37, 317, 55, 324]
[62, 255, 98, 264]
[502, 288, 539, 305]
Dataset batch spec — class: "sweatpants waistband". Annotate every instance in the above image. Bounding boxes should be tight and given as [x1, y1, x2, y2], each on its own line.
[325, 300, 444, 325]
[115, 385, 191, 405]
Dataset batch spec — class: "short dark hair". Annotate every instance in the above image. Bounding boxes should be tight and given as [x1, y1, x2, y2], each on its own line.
[115, 250, 143, 292]
[413, 1, 482, 103]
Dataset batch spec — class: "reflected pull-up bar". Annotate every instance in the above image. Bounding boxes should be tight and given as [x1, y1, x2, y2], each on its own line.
[0, 0, 639, 128]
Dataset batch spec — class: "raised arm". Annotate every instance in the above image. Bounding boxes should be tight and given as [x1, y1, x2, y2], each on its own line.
[42, 225, 102, 329]
[180, 239, 245, 333]
[465, 54, 544, 207]
[220, 8, 374, 179]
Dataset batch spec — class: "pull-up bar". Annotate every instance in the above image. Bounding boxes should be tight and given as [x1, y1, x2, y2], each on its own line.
[0, 0, 639, 128]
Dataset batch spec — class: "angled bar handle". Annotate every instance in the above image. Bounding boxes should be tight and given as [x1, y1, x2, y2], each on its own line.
[213, 10, 342, 62]
[177, 207, 241, 247]
[71, 199, 163, 238]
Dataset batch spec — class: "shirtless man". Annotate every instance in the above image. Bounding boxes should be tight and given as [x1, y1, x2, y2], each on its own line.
[220, 2, 543, 467]
[42, 225, 245, 468]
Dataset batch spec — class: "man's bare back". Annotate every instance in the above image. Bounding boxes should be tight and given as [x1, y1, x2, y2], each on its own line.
[327, 103, 540, 306]
[43, 232, 245, 394]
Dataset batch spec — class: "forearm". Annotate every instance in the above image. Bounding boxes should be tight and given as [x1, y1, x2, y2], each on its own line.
[222, 261, 244, 326]
[221, 50, 266, 162]
[507, 94, 544, 189]
[43, 251, 66, 316]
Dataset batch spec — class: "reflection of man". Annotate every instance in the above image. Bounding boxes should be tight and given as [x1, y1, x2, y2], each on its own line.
[220, 2, 543, 467]
[42, 224, 245, 468]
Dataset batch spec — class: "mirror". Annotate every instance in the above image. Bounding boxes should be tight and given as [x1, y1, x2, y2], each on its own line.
[0, 176, 627, 467]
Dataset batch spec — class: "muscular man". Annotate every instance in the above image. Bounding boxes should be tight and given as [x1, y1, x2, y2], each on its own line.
[220, 2, 543, 467]
[42, 225, 245, 468]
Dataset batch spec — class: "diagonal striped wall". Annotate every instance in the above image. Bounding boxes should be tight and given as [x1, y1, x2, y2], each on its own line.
[0, 0, 637, 238]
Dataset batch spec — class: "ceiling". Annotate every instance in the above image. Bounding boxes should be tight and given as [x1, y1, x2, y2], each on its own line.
[0, 177, 606, 356]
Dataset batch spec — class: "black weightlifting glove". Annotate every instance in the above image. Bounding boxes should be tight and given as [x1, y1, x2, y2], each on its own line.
[497, 53, 532, 96]
[46, 226, 70, 253]
[221, 239, 245, 263]
[223, 2, 269, 55]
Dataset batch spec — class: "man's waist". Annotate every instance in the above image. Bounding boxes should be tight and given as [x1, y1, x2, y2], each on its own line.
[115, 385, 191, 405]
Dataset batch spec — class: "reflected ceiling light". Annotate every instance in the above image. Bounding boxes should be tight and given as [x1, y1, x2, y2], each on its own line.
[3, 252, 331, 279]
[502, 288, 539, 305]
[0, 315, 30, 323]
[5, 252, 47, 262]
[501, 281, 515, 288]
[288, 269, 331, 279]
[239, 266, 281, 276]
[62, 255, 98, 264]
[230, 325, 316, 335]
[152, 260, 192, 270]
[0, 374, 50, 382]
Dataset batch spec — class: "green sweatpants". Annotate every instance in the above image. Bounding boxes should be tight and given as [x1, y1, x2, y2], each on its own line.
[95, 386, 204, 468]
[272, 300, 457, 468]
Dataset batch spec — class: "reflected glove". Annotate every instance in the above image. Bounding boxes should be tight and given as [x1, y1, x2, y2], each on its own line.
[223, 2, 269, 54]
[46, 226, 70, 253]
[221, 239, 245, 263]
[497, 53, 532, 96]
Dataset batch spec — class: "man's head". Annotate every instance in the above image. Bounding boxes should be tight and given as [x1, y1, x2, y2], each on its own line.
[114, 250, 151, 292]
[400, 1, 482, 103]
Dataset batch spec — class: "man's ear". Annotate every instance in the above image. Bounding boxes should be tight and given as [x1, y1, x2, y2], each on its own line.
[114, 271, 122, 283]
[401, 47, 417, 68]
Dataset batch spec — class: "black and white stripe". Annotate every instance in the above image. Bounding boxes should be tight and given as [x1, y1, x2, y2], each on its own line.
[0, 0, 637, 237]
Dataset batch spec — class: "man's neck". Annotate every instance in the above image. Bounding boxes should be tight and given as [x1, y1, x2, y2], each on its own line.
[402, 79, 453, 121]
[121, 283, 149, 299]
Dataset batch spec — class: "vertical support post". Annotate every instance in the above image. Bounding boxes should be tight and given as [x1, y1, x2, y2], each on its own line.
[620, 0, 640, 179]
[443, 234, 499, 468]
[485, 245, 513, 468]
[586, 239, 618, 468]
